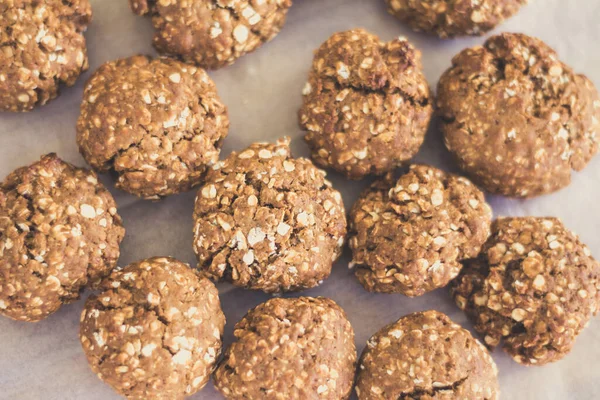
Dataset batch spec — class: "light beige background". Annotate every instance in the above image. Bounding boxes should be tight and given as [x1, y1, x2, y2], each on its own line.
[1, 0, 599, 399]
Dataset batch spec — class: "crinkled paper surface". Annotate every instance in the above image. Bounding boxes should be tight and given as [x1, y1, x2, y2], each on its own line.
[1, 0, 599, 399]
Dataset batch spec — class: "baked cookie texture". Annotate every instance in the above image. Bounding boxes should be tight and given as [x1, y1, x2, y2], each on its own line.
[451, 217, 600, 366]
[349, 165, 491, 296]
[384, 0, 527, 38]
[0, 154, 124, 322]
[214, 296, 356, 400]
[129, 0, 292, 69]
[0, 0, 92, 112]
[299, 29, 432, 179]
[80, 257, 225, 399]
[356, 310, 499, 400]
[438, 33, 600, 198]
[193, 138, 347, 293]
[76, 55, 229, 200]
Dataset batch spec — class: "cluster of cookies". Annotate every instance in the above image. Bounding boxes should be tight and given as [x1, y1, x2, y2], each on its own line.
[1, 0, 600, 399]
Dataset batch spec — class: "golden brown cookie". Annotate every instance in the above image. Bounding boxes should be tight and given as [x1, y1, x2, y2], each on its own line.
[129, 0, 292, 69]
[451, 217, 600, 366]
[0, 154, 125, 322]
[385, 0, 527, 38]
[356, 310, 499, 399]
[299, 29, 432, 179]
[214, 297, 356, 400]
[77, 55, 229, 199]
[80, 257, 225, 399]
[193, 138, 347, 293]
[0, 0, 92, 112]
[437, 33, 600, 198]
[349, 165, 491, 296]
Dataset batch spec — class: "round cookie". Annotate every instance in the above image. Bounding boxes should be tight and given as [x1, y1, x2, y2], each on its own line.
[355, 310, 499, 400]
[193, 138, 347, 293]
[0, 0, 92, 112]
[349, 164, 491, 296]
[129, 0, 292, 70]
[80, 257, 225, 399]
[214, 296, 356, 400]
[299, 29, 432, 179]
[384, 0, 526, 38]
[0, 154, 124, 322]
[437, 33, 600, 198]
[451, 217, 600, 366]
[77, 55, 229, 199]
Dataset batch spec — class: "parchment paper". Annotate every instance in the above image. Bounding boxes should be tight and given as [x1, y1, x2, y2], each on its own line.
[1, 1, 600, 399]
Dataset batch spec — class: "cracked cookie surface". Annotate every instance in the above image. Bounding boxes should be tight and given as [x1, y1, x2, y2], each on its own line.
[0, 154, 124, 322]
[385, 0, 527, 38]
[76, 55, 229, 199]
[299, 29, 432, 179]
[437, 33, 600, 198]
[451, 217, 600, 366]
[80, 256, 225, 399]
[356, 310, 499, 400]
[0, 0, 92, 112]
[214, 296, 356, 400]
[193, 138, 346, 293]
[129, 0, 292, 69]
[349, 165, 491, 296]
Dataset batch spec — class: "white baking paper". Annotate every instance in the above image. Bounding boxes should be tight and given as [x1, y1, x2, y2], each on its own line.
[1, 0, 600, 399]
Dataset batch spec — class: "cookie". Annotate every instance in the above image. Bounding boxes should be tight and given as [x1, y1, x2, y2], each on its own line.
[214, 296, 356, 400]
[193, 138, 346, 293]
[355, 310, 499, 400]
[0, 154, 124, 322]
[437, 33, 600, 198]
[129, 0, 292, 69]
[76, 55, 229, 200]
[0, 0, 92, 112]
[349, 165, 491, 296]
[80, 257, 225, 399]
[299, 29, 432, 179]
[384, 0, 527, 38]
[451, 217, 600, 366]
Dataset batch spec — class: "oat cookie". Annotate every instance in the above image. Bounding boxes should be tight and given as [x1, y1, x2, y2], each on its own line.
[214, 296, 356, 400]
[451, 217, 600, 366]
[80, 257, 225, 399]
[299, 29, 432, 179]
[438, 33, 600, 197]
[356, 310, 499, 400]
[193, 138, 346, 293]
[0, 154, 124, 322]
[129, 0, 292, 69]
[385, 0, 527, 38]
[349, 165, 491, 296]
[77, 55, 229, 199]
[0, 0, 91, 112]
